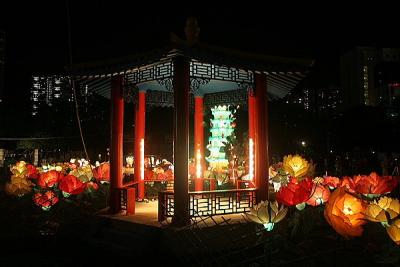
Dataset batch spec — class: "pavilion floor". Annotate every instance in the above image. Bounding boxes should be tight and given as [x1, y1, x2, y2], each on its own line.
[102, 199, 249, 228]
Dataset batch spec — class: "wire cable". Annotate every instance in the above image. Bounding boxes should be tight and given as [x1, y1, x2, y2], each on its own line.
[65, 0, 90, 163]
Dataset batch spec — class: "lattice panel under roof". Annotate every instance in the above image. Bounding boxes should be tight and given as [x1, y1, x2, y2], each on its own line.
[70, 43, 312, 104]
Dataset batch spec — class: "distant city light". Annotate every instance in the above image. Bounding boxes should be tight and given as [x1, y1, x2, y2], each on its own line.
[301, 141, 306, 147]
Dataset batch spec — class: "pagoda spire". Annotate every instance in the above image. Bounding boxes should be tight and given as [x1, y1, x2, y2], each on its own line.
[184, 17, 200, 45]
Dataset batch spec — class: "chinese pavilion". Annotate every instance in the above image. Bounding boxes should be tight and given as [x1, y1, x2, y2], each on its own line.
[69, 18, 313, 226]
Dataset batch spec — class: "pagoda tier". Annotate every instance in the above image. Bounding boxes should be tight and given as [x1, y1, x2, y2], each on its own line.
[206, 105, 235, 171]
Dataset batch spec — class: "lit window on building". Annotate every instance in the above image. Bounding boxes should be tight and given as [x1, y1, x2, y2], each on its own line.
[363, 65, 369, 105]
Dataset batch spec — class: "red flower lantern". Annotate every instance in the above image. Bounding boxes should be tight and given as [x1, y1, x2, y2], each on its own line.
[306, 185, 331, 206]
[38, 170, 60, 188]
[352, 173, 397, 196]
[58, 174, 86, 195]
[276, 177, 313, 206]
[86, 181, 99, 191]
[145, 169, 155, 180]
[34, 191, 59, 211]
[164, 169, 173, 180]
[26, 164, 39, 179]
[340, 176, 356, 193]
[323, 176, 340, 189]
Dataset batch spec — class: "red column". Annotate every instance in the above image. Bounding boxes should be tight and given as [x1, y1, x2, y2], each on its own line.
[134, 90, 146, 200]
[172, 56, 190, 226]
[109, 75, 124, 214]
[194, 96, 204, 191]
[248, 89, 256, 186]
[254, 73, 269, 202]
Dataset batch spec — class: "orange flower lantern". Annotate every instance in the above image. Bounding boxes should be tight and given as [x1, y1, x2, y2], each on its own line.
[34, 191, 59, 211]
[306, 185, 331, 206]
[324, 187, 367, 238]
[365, 197, 400, 222]
[38, 170, 60, 188]
[93, 162, 110, 183]
[386, 219, 400, 245]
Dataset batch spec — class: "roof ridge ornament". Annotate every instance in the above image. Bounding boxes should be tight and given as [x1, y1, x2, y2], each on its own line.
[184, 17, 200, 45]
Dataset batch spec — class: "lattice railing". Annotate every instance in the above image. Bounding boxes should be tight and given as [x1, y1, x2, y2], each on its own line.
[158, 188, 256, 221]
[119, 181, 138, 214]
[120, 189, 128, 210]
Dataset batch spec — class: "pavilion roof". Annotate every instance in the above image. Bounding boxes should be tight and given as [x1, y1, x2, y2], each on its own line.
[69, 37, 313, 76]
[68, 37, 314, 101]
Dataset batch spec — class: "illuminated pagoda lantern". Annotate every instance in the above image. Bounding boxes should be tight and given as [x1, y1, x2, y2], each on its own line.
[68, 17, 313, 226]
[206, 105, 235, 172]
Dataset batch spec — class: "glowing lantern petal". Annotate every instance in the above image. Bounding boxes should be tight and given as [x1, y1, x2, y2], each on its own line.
[92, 162, 110, 183]
[34, 191, 59, 211]
[58, 174, 86, 195]
[38, 170, 60, 188]
[307, 185, 331, 206]
[247, 200, 288, 231]
[276, 177, 313, 206]
[324, 187, 367, 239]
[387, 219, 400, 245]
[348, 173, 397, 197]
[26, 164, 39, 179]
[323, 176, 340, 189]
[282, 154, 309, 179]
[365, 197, 400, 222]
[10, 161, 27, 176]
[5, 176, 33, 196]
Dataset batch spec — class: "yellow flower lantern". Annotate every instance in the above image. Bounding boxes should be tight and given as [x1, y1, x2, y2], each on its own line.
[10, 161, 27, 176]
[5, 175, 33, 196]
[283, 154, 309, 179]
[71, 165, 93, 182]
[247, 200, 288, 231]
[365, 197, 400, 223]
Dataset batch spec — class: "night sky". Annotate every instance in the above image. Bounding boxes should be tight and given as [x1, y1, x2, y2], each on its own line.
[1, 2, 399, 102]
